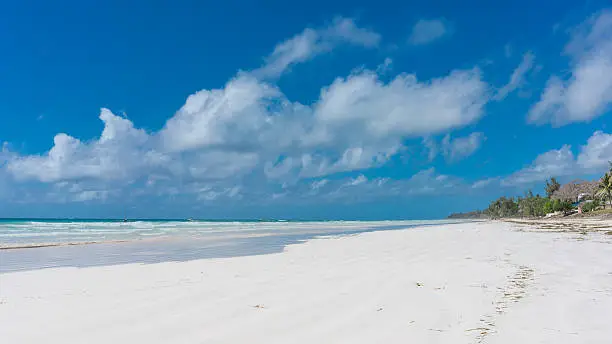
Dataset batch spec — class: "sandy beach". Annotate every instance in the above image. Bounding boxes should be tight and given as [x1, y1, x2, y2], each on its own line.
[1, 221, 611, 343]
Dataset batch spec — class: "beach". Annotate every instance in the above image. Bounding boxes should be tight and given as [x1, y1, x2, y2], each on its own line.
[1, 220, 611, 343]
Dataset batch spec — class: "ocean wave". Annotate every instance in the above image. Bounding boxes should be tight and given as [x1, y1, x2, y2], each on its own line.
[0, 219, 464, 247]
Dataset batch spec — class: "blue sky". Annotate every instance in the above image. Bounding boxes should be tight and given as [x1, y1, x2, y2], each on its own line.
[1, 0, 612, 219]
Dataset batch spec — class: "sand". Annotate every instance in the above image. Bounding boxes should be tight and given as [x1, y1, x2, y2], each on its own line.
[1, 221, 611, 343]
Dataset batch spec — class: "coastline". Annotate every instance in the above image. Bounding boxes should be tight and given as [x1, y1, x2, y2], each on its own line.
[0, 219, 461, 250]
[1, 221, 611, 343]
[0, 220, 470, 273]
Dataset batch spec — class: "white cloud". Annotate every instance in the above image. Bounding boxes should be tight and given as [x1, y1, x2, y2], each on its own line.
[171, 62, 488, 181]
[502, 130, 612, 186]
[408, 19, 449, 45]
[293, 67, 487, 177]
[159, 76, 281, 153]
[376, 57, 393, 74]
[494, 52, 535, 100]
[502, 145, 575, 186]
[196, 185, 242, 202]
[528, 10, 612, 125]
[422, 137, 438, 162]
[401, 168, 454, 194]
[313, 168, 465, 202]
[322, 17, 381, 47]
[7, 109, 150, 183]
[254, 17, 380, 79]
[0, 18, 491, 204]
[186, 151, 260, 180]
[311, 69, 486, 139]
[441, 132, 485, 162]
[310, 179, 329, 190]
[72, 190, 110, 202]
[345, 174, 367, 186]
[471, 178, 498, 189]
[576, 131, 612, 170]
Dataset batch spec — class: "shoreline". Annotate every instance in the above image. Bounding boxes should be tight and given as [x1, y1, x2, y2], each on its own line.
[0, 222, 445, 273]
[0, 219, 464, 251]
[1, 221, 611, 343]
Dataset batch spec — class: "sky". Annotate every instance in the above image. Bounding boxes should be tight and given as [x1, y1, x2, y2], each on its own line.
[1, 0, 612, 219]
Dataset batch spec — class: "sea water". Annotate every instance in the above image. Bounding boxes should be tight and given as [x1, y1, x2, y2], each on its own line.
[0, 219, 469, 272]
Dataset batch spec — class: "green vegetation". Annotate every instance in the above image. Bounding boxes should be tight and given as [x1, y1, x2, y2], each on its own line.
[517, 191, 548, 217]
[481, 164, 612, 219]
[447, 210, 487, 219]
[582, 199, 600, 213]
[486, 191, 574, 219]
[486, 196, 519, 218]
[449, 162, 612, 219]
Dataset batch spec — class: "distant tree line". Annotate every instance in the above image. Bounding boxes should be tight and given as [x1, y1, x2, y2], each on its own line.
[447, 210, 487, 219]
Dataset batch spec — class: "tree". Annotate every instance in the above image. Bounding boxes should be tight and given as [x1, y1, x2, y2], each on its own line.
[545, 177, 561, 198]
[596, 172, 612, 209]
[582, 199, 600, 212]
[543, 199, 554, 214]
[486, 197, 519, 218]
[518, 191, 548, 217]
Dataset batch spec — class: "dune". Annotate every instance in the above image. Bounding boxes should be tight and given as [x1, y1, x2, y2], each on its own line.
[1, 221, 611, 343]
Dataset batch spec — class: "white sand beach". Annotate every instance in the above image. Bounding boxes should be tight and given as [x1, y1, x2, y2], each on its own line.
[1, 221, 612, 343]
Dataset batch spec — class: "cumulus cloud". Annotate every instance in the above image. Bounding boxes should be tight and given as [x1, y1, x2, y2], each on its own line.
[292, 68, 487, 176]
[158, 59, 488, 182]
[310, 69, 486, 140]
[441, 132, 485, 162]
[502, 145, 576, 186]
[7, 109, 151, 183]
[408, 19, 449, 45]
[254, 17, 380, 79]
[0, 17, 490, 204]
[159, 76, 286, 153]
[502, 130, 612, 186]
[494, 52, 535, 100]
[528, 10, 612, 125]
[576, 131, 612, 170]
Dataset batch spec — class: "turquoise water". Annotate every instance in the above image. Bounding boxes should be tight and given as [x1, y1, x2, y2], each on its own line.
[0, 219, 316, 247]
[0, 219, 469, 272]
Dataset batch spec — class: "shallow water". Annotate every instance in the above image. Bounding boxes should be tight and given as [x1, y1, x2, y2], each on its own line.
[0, 219, 469, 272]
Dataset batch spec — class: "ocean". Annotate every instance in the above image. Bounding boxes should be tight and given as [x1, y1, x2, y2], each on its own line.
[0, 219, 467, 272]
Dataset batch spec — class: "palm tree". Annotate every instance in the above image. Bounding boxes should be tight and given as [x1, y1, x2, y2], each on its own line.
[596, 172, 612, 209]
